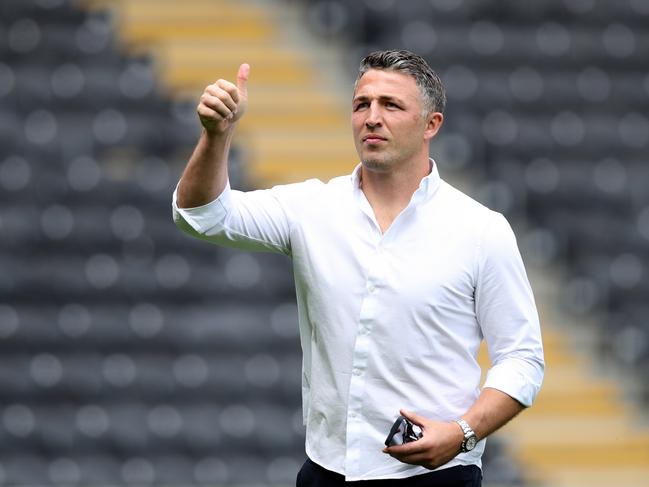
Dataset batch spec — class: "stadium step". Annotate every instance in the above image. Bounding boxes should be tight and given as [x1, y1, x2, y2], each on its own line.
[488, 274, 649, 486]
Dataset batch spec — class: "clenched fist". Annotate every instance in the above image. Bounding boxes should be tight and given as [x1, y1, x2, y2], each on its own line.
[197, 63, 250, 134]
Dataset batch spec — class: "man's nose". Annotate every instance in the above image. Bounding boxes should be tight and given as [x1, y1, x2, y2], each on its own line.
[365, 104, 382, 127]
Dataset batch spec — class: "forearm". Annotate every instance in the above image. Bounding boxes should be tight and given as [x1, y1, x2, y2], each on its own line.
[461, 387, 525, 440]
[177, 127, 234, 208]
[177, 64, 250, 209]
[384, 388, 525, 469]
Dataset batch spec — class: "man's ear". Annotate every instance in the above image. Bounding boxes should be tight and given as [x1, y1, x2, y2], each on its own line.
[424, 112, 444, 141]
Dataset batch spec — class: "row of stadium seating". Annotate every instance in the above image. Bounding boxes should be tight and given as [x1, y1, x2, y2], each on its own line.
[0, 302, 300, 352]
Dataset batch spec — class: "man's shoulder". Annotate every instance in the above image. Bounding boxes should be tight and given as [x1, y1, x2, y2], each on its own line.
[274, 172, 351, 192]
[267, 173, 352, 204]
[268, 177, 324, 196]
[438, 180, 496, 219]
[438, 180, 518, 246]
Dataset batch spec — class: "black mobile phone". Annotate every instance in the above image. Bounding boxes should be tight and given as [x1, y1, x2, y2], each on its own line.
[384, 415, 423, 447]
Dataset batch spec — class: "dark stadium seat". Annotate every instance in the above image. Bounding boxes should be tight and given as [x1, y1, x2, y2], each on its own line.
[74, 455, 122, 485]
[1, 455, 50, 485]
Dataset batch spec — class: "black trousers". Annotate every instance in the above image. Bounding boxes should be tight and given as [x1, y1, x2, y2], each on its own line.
[296, 458, 482, 487]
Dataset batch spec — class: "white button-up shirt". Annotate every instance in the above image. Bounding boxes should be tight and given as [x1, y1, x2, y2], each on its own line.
[172, 161, 544, 481]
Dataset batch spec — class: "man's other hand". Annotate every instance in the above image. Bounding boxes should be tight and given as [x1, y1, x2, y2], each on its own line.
[382, 409, 465, 470]
[197, 63, 250, 134]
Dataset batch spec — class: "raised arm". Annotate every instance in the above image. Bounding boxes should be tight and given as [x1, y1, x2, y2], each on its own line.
[176, 63, 250, 208]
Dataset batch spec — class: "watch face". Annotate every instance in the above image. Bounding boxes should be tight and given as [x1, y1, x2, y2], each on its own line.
[465, 436, 478, 451]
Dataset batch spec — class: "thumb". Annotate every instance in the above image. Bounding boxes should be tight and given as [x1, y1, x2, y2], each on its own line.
[237, 63, 250, 96]
[400, 409, 427, 428]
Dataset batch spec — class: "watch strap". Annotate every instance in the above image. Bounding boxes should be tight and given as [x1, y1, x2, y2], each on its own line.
[455, 419, 477, 452]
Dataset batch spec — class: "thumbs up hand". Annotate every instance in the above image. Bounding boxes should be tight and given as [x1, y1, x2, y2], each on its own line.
[197, 63, 250, 134]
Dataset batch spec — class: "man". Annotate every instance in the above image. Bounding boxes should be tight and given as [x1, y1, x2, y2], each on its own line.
[172, 50, 544, 486]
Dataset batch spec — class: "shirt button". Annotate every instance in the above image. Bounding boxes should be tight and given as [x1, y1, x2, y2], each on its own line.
[367, 283, 376, 293]
[350, 412, 357, 418]
[353, 368, 362, 376]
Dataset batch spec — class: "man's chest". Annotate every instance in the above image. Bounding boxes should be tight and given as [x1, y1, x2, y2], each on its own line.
[291, 210, 479, 313]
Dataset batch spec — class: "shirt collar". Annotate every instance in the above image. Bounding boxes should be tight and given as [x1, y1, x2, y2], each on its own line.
[350, 158, 442, 205]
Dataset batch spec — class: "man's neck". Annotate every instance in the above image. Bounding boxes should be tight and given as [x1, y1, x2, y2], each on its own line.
[360, 157, 431, 233]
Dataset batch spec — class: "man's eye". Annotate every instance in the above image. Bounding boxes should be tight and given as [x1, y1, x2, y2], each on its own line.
[354, 103, 368, 111]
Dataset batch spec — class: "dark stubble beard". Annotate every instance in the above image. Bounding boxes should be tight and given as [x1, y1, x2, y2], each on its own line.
[362, 157, 392, 173]
[360, 146, 400, 173]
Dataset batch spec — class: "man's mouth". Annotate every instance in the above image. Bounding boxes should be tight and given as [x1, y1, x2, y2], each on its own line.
[363, 135, 387, 143]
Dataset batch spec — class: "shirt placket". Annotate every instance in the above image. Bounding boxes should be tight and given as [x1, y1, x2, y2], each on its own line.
[345, 243, 385, 477]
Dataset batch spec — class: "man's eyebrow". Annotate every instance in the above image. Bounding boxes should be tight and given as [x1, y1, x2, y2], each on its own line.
[380, 95, 405, 104]
[353, 94, 406, 104]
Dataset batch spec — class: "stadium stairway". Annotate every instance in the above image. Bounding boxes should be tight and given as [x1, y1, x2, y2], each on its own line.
[77, 0, 649, 486]
[494, 269, 649, 487]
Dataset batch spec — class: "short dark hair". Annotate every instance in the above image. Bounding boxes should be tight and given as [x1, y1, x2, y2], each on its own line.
[355, 49, 446, 115]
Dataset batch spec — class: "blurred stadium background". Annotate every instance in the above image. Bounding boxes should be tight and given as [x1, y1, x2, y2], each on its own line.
[1, 0, 649, 485]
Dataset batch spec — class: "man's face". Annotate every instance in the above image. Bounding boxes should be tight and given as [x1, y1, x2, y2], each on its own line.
[352, 69, 439, 173]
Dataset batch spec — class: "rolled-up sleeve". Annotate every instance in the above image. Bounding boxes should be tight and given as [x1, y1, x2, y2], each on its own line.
[476, 212, 545, 407]
[171, 181, 293, 255]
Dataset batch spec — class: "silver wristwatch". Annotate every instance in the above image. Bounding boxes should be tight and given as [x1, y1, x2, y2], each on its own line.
[455, 419, 478, 452]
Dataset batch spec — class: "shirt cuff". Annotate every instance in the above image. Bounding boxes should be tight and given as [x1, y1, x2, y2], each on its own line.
[482, 360, 543, 407]
[172, 182, 232, 234]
